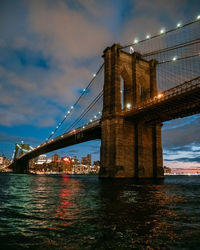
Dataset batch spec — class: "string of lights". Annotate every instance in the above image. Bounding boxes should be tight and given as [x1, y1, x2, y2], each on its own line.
[158, 53, 199, 65]
[121, 15, 200, 50]
[46, 63, 104, 141]
[65, 91, 103, 132]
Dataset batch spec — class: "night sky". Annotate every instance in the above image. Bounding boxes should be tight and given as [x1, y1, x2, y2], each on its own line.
[0, 0, 199, 171]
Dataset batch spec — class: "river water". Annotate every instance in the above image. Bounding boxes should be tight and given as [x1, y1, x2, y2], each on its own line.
[0, 173, 199, 249]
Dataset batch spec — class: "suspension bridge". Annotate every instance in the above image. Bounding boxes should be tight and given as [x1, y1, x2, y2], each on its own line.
[10, 17, 200, 178]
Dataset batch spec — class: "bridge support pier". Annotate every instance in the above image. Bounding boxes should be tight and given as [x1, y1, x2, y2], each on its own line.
[100, 44, 163, 178]
[12, 159, 29, 174]
[100, 118, 163, 178]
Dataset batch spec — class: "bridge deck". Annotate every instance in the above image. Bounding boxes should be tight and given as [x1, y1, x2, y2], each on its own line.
[10, 120, 101, 171]
[124, 77, 200, 123]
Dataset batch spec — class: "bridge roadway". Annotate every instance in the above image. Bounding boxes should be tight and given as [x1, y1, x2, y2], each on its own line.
[11, 76, 200, 173]
[10, 120, 101, 172]
[124, 77, 200, 123]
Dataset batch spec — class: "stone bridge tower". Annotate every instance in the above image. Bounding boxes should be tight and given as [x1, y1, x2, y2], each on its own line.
[100, 44, 163, 178]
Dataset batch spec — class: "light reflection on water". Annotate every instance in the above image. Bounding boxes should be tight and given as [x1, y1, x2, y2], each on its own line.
[0, 173, 199, 249]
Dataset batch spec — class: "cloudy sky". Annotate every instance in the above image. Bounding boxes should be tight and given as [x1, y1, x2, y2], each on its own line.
[0, 0, 199, 170]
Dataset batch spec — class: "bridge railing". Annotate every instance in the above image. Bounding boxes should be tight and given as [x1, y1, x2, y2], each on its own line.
[28, 120, 101, 153]
[124, 76, 200, 113]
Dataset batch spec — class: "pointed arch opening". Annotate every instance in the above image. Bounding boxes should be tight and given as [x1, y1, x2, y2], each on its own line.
[120, 75, 124, 110]
[120, 67, 132, 110]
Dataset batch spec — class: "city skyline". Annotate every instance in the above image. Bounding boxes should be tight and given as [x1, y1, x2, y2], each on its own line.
[0, 0, 200, 171]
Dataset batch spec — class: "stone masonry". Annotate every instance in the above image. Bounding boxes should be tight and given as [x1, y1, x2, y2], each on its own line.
[100, 44, 163, 178]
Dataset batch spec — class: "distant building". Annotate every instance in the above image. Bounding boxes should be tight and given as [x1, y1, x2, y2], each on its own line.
[93, 160, 100, 167]
[164, 166, 172, 174]
[61, 156, 72, 173]
[81, 154, 91, 165]
[0, 155, 11, 172]
[52, 154, 59, 163]
[46, 158, 52, 164]
[71, 156, 79, 165]
[0, 156, 4, 165]
[35, 155, 47, 165]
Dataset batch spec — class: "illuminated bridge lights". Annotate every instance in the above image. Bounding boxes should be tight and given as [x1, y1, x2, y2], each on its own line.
[160, 28, 165, 34]
[126, 103, 132, 109]
[126, 16, 200, 52]
[157, 93, 164, 99]
[45, 64, 102, 143]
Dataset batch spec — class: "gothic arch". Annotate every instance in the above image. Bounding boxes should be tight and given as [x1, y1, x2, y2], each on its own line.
[119, 66, 132, 109]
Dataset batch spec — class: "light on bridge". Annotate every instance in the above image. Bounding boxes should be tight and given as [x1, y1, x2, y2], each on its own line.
[71, 106, 74, 109]
[157, 93, 163, 99]
[83, 126, 85, 129]
[172, 56, 177, 61]
[126, 103, 132, 109]
[160, 28, 165, 34]
[130, 46, 134, 54]
[197, 15, 200, 20]
[90, 119, 93, 122]
[83, 88, 86, 92]
[93, 74, 96, 77]
[133, 38, 139, 44]
[67, 111, 70, 114]
[146, 34, 150, 39]
[176, 23, 181, 28]
[94, 115, 97, 119]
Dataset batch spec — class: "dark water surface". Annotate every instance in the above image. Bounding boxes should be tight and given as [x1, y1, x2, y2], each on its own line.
[0, 173, 199, 249]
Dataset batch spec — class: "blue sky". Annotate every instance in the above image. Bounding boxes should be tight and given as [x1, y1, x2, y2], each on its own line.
[0, 0, 199, 169]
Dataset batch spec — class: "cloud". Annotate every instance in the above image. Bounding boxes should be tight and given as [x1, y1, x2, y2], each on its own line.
[120, 0, 199, 47]
[162, 115, 200, 168]
[0, 65, 61, 127]
[0, 0, 113, 128]
[164, 160, 200, 171]
[27, 0, 111, 62]
[162, 115, 200, 148]
[0, 132, 40, 144]
[165, 156, 200, 163]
